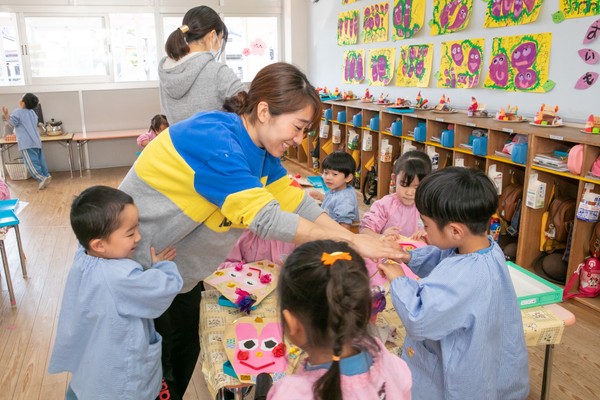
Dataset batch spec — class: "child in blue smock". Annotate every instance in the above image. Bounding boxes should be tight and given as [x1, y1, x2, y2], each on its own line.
[48, 186, 183, 400]
[309, 151, 358, 230]
[2, 93, 51, 189]
[378, 167, 529, 400]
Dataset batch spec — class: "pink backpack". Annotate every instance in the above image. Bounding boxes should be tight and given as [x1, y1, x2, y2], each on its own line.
[563, 257, 600, 299]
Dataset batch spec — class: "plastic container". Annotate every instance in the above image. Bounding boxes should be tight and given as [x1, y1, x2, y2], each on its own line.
[369, 116, 379, 131]
[391, 121, 402, 136]
[353, 114, 362, 128]
[490, 218, 501, 244]
[441, 129, 455, 148]
[512, 143, 528, 165]
[324, 108, 332, 122]
[472, 136, 488, 156]
[337, 111, 346, 123]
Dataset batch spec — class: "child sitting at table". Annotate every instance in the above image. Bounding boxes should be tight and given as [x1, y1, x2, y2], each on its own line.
[2, 93, 52, 190]
[48, 186, 183, 400]
[138, 114, 169, 149]
[268, 240, 412, 400]
[309, 151, 358, 230]
[377, 167, 529, 400]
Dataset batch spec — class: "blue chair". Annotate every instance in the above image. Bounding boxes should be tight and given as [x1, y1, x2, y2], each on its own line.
[0, 205, 27, 308]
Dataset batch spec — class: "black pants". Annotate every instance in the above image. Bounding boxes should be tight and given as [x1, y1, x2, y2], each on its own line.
[155, 282, 204, 400]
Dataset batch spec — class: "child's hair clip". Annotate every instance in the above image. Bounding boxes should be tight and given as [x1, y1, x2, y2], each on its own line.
[321, 252, 352, 266]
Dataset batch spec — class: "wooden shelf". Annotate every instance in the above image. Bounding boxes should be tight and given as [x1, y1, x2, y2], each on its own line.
[486, 155, 523, 167]
[531, 165, 583, 182]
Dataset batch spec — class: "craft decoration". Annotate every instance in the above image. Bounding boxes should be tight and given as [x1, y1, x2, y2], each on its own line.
[342, 91, 358, 100]
[575, 72, 599, 89]
[394, 97, 412, 106]
[534, 104, 562, 126]
[368, 48, 396, 86]
[377, 93, 391, 104]
[338, 10, 360, 46]
[392, 0, 426, 40]
[332, 87, 341, 97]
[552, 11, 566, 23]
[204, 261, 279, 310]
[584, 19, 600, 44]
[579, 49, 599, 64]
[483, 0, 543, 28]
[468, 97, 489, 117]
[361, 89, 374, 101]
[483, 33, 553, 92]
[224, 317, 293, 383]
[584, 115, 600, 133]
[437, 39, 484, 89]
[560, 1, 600, 20]
[396, 44, 434, 87]
[362, 3, 389, 43]
[435, 94, 452, 111]
[431, 0, 474, 36]
[343, 0, 361, 4]
[250, 38, 266, 56]
[415, 91, 430, 109]
[494, 105, 525, 121]
[371, 286, 387, 318]
[343, 50, 366, 84]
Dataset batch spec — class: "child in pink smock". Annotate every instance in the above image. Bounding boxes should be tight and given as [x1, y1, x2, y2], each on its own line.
[360, 151, 431, 284]
[218, 230, 296, 269]
[137, 114, 169, 149]
[268, 240, 412, 400]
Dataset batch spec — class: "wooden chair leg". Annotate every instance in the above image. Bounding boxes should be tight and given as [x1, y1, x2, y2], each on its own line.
[13, 225, 27, 278]
[0, 240, 16, 307]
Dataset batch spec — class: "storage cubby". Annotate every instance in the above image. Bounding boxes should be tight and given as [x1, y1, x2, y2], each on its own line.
[346, 107, 363, 128]
[461, 153, 486, 171]
[362, 109, 379, 131]
[582, 144, 600, 182]
[377, 134, 402, 199]
[487, 129, 516, 159]
[426, 120, 453, 144]
[402, 116, 426, 141]
[485, 160, 526, 194]
[530, 136, 582, 180]
[331, 123, 346, 153]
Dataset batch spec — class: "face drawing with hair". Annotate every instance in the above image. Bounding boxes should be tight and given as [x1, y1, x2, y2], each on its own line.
[234, 322, 288, 374]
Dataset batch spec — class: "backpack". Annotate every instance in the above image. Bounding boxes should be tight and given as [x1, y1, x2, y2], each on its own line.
[540, 183, 576, 252]
[362, 163, 377, 205]
[506, 199, 522, 236]
[498, 183, 523, 222]
[563, 257, 600, 299]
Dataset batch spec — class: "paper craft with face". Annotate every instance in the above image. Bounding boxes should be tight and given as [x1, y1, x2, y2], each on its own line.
[511, 42, 537, 71]
[234, 322, 287, 375]
[451, 44, 464, 66]
[489, 53, 509, 87]
[468, 48, 482, 74]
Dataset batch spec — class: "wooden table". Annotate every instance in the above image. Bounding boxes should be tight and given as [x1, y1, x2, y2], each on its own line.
[72, 129, 146, 177]
[0, 133, 75, 179]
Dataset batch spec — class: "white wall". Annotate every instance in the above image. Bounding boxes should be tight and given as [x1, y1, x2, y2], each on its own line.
[308, 1, 597, 122]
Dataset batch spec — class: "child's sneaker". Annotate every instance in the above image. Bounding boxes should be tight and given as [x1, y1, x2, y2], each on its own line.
[38, 179, 46, 190]
[41, 176, 52, 189]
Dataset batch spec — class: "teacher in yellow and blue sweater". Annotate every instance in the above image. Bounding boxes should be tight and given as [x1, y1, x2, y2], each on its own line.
[119, 63, 402, 399]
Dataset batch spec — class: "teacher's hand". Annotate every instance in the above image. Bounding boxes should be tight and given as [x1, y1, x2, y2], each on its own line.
[350, 234, 405, 261]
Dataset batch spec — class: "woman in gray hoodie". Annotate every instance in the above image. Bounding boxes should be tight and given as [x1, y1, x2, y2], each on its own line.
[159, 6, 246, 125]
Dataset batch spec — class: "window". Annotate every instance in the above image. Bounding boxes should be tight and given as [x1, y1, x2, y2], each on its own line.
[24, 16, 108, 80]
[0, 13, 23, 86]
[110, 13, 157, 82]
[224, 17, 278, 82]
[163, 16, 183, 45]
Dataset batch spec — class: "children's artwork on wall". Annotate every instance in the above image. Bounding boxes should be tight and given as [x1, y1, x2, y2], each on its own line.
[483, 0, 544, 27]
[343, 50, 365, 84]
[368, 48, 396, 86]
[579, 48, 599, 64]
[343, 0, 361, 4]
[437, 39, 484, 89]
[483, 33, 553, 92]
[575, 72, 599, 89]
[396, 44, 433, 87]
[431, 0, 473, 35]
[224, 316, 298, 383]
[204, 261, 279, 308]
[392, 0, 426, 40]
[584, 18, 600, 44]
[362, 3, 389, 43]
[338, 10, 360, 46]
[560, 0, 600, 20]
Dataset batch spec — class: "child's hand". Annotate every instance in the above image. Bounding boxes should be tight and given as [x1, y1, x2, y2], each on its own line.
[382, 226, 401, 240]
[410, 230, 430, 245]
[309, 190, 325, 201]
[377, 261, 406, 282]
[151, 247, 176, 263]
[2, 106, 8, 117]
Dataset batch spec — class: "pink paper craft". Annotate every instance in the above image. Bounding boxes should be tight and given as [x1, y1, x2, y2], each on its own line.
[233, 322, 288, 375]
[575, 72, 599, 89]
[584, 18, 600, 45]
[250, 38, 267, 56]
[578, 49, 599, 65]
[366, 239, 427, 285]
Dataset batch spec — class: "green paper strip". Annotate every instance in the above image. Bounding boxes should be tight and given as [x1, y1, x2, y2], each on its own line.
[543, 80, 556, 91]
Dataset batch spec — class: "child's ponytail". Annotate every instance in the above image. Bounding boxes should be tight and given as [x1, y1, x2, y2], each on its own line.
[165, 28, 189, 61]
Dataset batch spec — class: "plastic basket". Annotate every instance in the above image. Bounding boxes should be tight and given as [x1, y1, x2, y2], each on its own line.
[6, 161, 30, 180]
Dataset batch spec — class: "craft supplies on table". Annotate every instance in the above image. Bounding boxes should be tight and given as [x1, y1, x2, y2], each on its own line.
[507, 262, 563, 309]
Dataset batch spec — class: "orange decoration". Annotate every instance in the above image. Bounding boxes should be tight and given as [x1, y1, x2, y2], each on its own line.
[321, 252, 352, 266]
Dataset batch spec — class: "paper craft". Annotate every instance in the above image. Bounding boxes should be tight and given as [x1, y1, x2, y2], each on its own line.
[483, 0, 543, 28]
[575, 71, 599, 89]
[343, 0, 361, 4]
[579, 49, 599, 64]
[431, 0, 473, 36]
[223, 317, 293, 383]
[560, 1, 600, 20]
[584, 115, 600, 133]
[495, 105, 526, 121]
[363, 3, 389, 43]
[343, 50, 365, 84]
[392, 0, 426, 40]
[338, 10, 360, 46]
[437, 39, 484, 89]
[534, 104, 562, 125]
[434, 94, 452, 111]
[584, 18, 600, 44]
[483, 33, 552, 93]
[396, 44, 433, 87]
[468, 97, 489, 117]
[368, 48, 396, 86]
[204, 261, 279, 309]
[415, 91, 430, 109]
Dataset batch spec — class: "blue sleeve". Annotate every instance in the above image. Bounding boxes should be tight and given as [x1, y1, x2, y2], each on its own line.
[9, 111, 20, 128]
[390, 257, 480, 341]
[265, 155, 288, 186]
[103, 260, 183, 319]
[331, 191, 358, 225]
[407, 245, 455, 278]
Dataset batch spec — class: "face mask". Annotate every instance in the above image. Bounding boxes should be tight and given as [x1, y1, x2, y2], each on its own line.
[210, 35, 222, 60]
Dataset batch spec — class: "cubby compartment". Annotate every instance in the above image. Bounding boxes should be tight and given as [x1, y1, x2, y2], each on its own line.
[377, 135, 402, 199]
[582, 144, 600, 183]
[361, 109, 379, 131]
[381, 111, 402, 137]
[347, 107, 363, 128]
[332, 104, 346, 124]
[426, 120, 455, 145]
[530, 135, 582, 180]
[402, 116, 427, 142]
[485, 160, 526, 195]
[331, 123, 347, 153]
[455, 153, 486, 171]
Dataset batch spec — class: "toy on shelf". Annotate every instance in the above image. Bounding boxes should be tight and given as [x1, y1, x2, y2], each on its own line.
[316, 87, 323, 94]
[533, 104, 563, 127]
[414, 91, 431, 110]
[584, 114, 600, 134]
[342, 90, 357, 100]
[376, 93, 391, 104]
[332, 87, 341, 97]
[433, 94, 456, 114]
[494, 105, 526, 122]
[360, 89, 374, 102]
[393, 97, 412, 107]
[467, 97, 489, 118]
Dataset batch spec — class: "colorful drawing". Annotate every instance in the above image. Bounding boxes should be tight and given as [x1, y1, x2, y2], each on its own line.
[483, 33, 553, 93]
[343, 50, 365, 84]
[396, 44, 433, 87]
[368, 48, 396, 86]
[338, 10, 360, 46]
[437, 39, 484, 89]
[560, 0, 600, 19]
[431, 0, 473, 35]
[363, 3, 389, 43]
[579, 48, 599, 64]
[575, 72, 599, 89]
[343, 0, 361, 4]
[483, 0, 544, 28]
[584, 18, 600, 44]
[392, 0, 426, 40]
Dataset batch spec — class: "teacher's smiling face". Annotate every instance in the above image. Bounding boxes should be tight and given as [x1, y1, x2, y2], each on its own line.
[248, 101, 315, 158]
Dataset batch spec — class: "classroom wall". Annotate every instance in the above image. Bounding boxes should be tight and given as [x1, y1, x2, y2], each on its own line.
[307, 1, 597, 122]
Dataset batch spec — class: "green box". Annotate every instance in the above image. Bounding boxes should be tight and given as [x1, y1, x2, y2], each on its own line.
[507, 262, 563, 309]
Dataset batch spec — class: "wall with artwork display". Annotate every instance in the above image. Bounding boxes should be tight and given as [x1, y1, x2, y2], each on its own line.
[308, 0, 600, 121]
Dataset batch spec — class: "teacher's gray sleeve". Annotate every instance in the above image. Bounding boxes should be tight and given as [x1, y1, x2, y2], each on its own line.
[217, 64, 247, 101]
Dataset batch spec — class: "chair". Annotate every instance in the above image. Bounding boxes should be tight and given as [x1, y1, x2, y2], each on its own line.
[0, 207, 27, 307]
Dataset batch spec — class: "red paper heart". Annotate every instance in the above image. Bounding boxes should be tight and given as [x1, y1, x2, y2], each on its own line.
[237, 350, 249, 360]
[272, 343, 287, 358]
